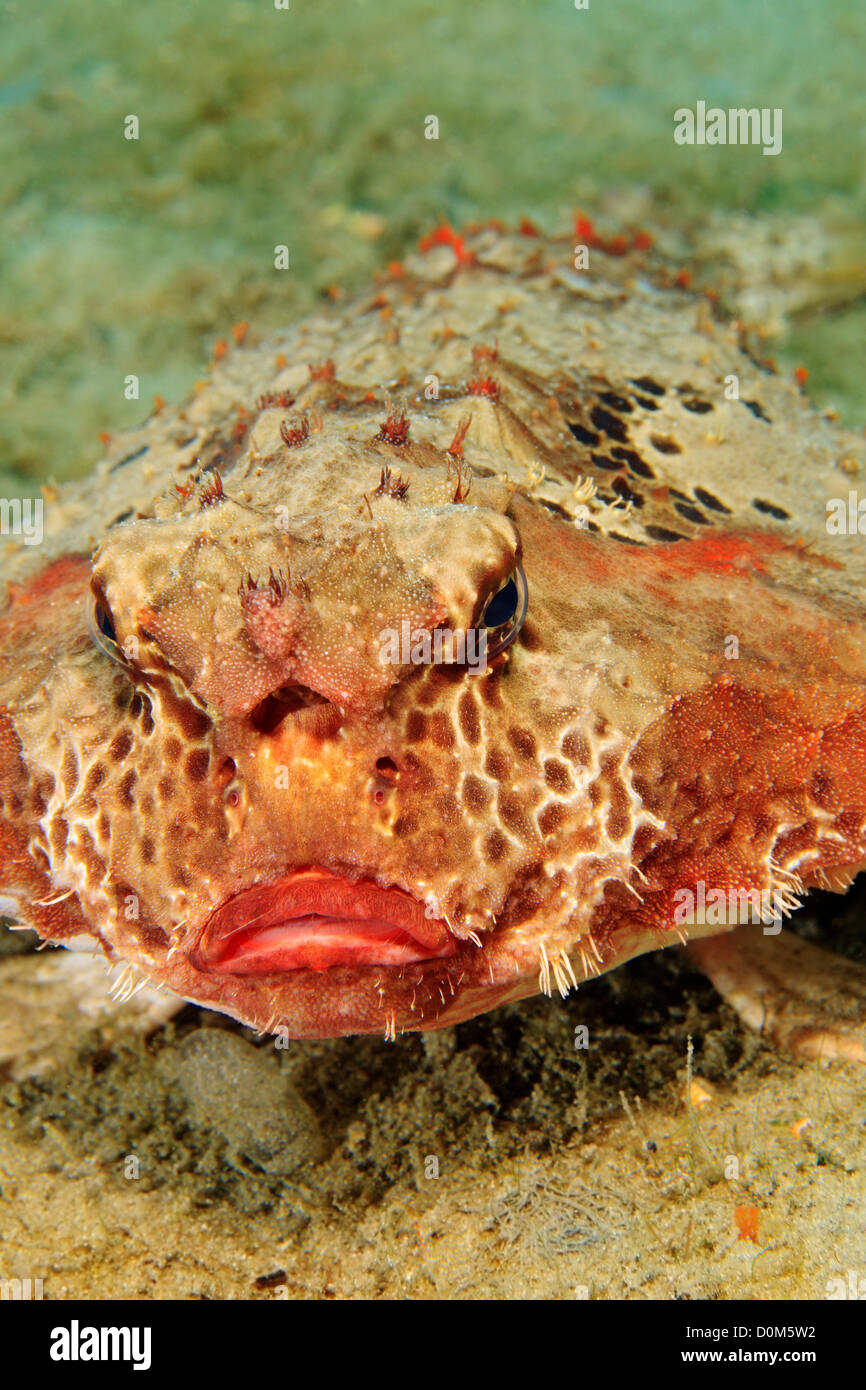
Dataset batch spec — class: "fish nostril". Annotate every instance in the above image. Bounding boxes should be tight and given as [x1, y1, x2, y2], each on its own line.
[216, 757, 237, 789]
[372, 756, 400, 806]
[375, 756, 399, 782]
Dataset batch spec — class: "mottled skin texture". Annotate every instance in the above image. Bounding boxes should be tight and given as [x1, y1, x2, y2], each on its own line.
[1, 224, 865, 1044]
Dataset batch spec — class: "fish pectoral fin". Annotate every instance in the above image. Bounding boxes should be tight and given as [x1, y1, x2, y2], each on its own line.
[0, 949, 184, 1082]
[686, 923, 866, 1064]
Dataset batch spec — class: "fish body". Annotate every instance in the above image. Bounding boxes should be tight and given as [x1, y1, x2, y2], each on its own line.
[2, 225, 865, 1039]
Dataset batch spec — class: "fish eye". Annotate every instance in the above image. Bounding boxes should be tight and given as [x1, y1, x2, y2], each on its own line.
[482, 563, 529, 658]
[483, 576, 518, 628]
[87, 589, 120, 660]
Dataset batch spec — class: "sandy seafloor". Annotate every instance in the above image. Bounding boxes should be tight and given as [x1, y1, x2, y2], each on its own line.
[1, 0, 865, 1300]
[2, 890, 866, 1300]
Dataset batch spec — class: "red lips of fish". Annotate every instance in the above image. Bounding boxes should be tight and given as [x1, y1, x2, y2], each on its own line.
[194, 868, 457, 975]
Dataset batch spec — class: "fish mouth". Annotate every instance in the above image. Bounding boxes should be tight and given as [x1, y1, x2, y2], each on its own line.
[193, 867, 458, 976]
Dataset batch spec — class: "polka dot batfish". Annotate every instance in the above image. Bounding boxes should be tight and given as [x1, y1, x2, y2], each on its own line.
[2, 222, 866, 1054]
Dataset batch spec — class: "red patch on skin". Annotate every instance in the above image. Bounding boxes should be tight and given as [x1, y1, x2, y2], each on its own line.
[554, 527, 802, 588]
[643, 532, 777, 578]
[3, 554, 90, 608]
[1, 555, 91, 644]
[629, 531, 841, 580]
[195, 868, 457, 975]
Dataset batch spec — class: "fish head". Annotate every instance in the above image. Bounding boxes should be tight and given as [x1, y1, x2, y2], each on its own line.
[3, 229, 866, 1038]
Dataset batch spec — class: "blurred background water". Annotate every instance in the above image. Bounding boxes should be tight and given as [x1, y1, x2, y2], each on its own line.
[1, 0, 864, 496]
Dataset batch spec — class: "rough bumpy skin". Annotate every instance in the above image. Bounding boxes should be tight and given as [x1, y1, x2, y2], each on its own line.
[1, 225, 865, 1039]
